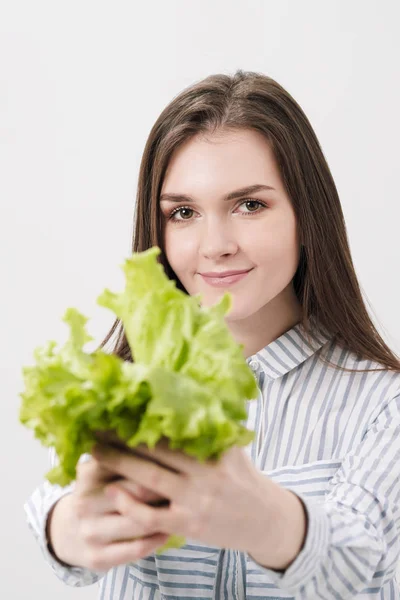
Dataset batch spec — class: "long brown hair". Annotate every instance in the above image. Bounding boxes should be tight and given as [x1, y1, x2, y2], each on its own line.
[100, 70, 400, 374]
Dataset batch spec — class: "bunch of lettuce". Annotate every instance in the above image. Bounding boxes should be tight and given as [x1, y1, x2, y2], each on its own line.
[20, 246, 257, 551]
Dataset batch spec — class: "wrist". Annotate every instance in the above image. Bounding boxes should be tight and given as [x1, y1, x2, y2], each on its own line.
[249, 485, 307, 571]
[46, 493, 77, 568]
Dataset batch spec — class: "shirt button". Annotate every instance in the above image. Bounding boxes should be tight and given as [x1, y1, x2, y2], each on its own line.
[249, 359, 260, 373]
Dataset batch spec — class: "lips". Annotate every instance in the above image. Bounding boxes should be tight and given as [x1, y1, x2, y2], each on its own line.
[199, 268, 253, 287]
[199, 268, 252, 278]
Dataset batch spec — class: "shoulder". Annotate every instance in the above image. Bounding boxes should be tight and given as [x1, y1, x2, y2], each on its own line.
[323, 338, 400, 403]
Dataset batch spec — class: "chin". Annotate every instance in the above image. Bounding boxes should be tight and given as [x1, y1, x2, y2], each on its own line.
[204, 294, 253, 322]
[194, 286, 257, 319]
[224, 305, 253, 323]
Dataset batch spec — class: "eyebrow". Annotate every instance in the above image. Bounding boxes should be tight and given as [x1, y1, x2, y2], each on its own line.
[159, 184, 275, 203]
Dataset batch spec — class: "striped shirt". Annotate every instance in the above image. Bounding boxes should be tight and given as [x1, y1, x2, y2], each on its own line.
[24, 320, 400, 598]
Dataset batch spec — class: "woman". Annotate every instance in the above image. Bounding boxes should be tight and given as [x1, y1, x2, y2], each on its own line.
[25, 70, 400, 599]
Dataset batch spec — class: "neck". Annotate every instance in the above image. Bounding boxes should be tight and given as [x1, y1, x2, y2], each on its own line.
[226, 286, 303, 358]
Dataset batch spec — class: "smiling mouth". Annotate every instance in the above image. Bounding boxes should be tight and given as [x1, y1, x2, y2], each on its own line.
[199, 268, 253, 287]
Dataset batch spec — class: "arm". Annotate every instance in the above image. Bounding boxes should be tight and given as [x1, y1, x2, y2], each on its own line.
[247, 392, 400, 598]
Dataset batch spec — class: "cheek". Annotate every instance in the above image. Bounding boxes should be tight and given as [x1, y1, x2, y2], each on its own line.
[243, 218, 299, 270]
[164, 229, 198, 276]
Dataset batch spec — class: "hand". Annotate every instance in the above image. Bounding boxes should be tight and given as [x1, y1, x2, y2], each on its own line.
[47, 454, 170, 571]
[94, 429, 167, 506]
[93, 438, 285, 556]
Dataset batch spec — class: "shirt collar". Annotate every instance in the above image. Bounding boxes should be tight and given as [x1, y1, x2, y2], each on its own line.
[248, 317, 332, 380]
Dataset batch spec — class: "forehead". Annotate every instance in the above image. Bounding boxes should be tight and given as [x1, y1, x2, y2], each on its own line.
[161, 129, 283, 196]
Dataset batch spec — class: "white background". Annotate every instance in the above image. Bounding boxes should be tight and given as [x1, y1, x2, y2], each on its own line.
[1, 1, 400, 598]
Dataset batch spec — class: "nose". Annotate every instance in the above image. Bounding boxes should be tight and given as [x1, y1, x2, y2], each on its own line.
[199, 217, 238, 260]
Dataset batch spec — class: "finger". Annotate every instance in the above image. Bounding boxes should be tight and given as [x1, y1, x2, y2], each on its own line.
[106, 484, 174, 535]
[86, 533, 171, 571]
[134, 438, 203, 475]
[74, 487, 120, 517]
[112, 443, 182, 475]
[94, 432, 178, 473]
[75, 457, 122, 495]
[93, 445, 184, 501]
[82, 513, 162, 545]
[117, 479, 168, 506]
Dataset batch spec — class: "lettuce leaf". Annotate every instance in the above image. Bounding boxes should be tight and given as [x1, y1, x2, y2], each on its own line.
[20, 246, 257, 553]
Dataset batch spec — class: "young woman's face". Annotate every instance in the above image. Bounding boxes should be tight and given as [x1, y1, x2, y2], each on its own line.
[160, 128, 301, 323]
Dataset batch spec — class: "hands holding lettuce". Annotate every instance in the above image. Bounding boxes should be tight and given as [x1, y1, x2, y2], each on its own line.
[20, 247, 296, 572]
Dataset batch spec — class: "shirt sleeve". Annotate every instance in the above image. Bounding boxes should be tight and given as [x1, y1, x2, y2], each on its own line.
[24, 448, 106, 587]
[247, 391, 400, 598]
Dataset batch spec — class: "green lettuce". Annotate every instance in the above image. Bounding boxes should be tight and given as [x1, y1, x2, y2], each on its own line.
[20, 246, 257, 553]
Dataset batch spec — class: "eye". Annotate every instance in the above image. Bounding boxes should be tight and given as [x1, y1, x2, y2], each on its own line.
[168, 206, 195, 221]
[236, 199, 266, 215]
